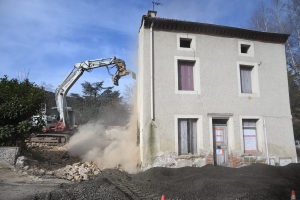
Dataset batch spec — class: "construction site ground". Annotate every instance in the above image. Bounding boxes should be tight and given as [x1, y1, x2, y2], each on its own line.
[1, 145, 300, 200]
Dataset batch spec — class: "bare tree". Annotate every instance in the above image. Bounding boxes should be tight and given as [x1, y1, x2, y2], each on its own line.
[248, 0, 300, 139]
[248, 0, 270, 32]
[40, 82, 54, 92]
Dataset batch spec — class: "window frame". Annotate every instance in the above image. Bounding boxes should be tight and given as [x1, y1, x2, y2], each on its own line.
[178, 61, 195, 91]
[240, 65, 253, 93]
[174, 115, 202, 156]
[237, 61, 260, 97]
[177, 34, 196, 51]
[238, 41, 254, 57]
[178, 118, 197, 155]
[174, 56, 200, 95]
[239, 116, 264, 154]
[242, 119, 258, 153]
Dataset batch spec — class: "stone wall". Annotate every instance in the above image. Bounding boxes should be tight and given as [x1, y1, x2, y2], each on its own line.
[0, 147, 20, 165]
[144, 151, 295, 170]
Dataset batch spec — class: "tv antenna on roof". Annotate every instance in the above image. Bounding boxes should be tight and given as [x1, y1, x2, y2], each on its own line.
[152, 1, 162, 11]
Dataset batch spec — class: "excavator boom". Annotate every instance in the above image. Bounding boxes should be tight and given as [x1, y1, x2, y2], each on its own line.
[27, 57, 136, 145]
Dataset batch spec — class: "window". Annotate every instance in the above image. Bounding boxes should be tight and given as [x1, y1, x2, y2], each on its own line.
[240, 65, 253, 93]
[177, 34, 196, 51]
[178, 119, 197, 155]
[178, 61, 194, 91]
[237, 61, 260, 97]
[241, 44, 250, 53]
[180, 38, 192, 48]
[238, 41, 254, 57]
[242, 119, 258, 153]
[174, 56, 200, 95]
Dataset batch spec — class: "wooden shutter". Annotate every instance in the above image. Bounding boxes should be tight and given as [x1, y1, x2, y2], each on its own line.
[178, 62, 194, 91]
[240, 66, 252, 93]
[191, 119, 197, 154]
[179, 119, 188, 155]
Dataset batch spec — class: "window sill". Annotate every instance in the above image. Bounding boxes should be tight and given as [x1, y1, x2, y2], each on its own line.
[242, 152, 262, 156]
[177, 47, 195, 52]
[176, 90, 200, 95]
[238, 52, 254, 57]
[177, 154, 200, 159]
[239, 93, 260, 98]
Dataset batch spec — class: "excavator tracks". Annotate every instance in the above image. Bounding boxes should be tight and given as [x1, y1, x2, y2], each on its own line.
[101, 171, 162, 200]
[26, 134, 71, 146]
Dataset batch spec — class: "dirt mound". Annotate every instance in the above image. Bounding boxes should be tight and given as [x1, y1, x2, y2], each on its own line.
[27, 163, 300, 200]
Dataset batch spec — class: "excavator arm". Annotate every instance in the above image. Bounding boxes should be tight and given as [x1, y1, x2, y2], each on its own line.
[54, 57, 135, 131]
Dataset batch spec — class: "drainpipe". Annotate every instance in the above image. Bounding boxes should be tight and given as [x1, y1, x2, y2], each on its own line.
[150, 21, 155, 120]
[263, 119, 270, 164]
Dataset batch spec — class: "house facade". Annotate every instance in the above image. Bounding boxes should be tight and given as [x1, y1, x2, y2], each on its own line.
[137, 11, 297, 169]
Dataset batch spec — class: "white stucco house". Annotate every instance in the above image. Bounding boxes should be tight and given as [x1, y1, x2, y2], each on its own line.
[137, 11, 297, 169]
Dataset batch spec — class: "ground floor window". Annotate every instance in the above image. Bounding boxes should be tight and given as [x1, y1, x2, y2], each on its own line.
[242, 119, 258, 153]
[178, 119, 197, 155]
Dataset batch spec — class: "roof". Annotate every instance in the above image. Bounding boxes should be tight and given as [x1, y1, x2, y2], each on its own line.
[141, 15, 289, 44]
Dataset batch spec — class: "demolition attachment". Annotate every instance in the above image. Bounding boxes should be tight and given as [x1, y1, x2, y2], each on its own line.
[112, 59, 136, 86]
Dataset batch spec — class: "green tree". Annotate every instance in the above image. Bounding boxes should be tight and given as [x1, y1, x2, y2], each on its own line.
[81, 81, 110, 99]
[70, 81, 129, 126]
[0, 75, 46, 146]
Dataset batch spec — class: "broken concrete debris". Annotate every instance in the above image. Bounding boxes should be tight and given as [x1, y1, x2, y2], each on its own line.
[13, 145, 103, 182]
[15, 157, 101, 182]
[53, 161, 101, 181]
[15, 156, 27, 168]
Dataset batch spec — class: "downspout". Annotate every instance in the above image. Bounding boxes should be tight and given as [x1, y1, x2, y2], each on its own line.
[150, 21, 155, 121]
[263, 119, 270, 165]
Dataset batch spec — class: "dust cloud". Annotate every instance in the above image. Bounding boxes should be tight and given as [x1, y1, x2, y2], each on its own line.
[68, 113, 140, 173]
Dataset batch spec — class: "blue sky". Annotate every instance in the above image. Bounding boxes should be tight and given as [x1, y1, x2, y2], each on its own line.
[0, 0, 262, 96]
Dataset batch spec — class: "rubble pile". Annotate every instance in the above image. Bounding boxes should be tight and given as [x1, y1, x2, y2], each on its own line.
[15, 144, 103, 182]
[53, 161, 101, 182]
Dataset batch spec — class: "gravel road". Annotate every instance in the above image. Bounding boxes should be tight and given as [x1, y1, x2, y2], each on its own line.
[0, 162, 70, 200]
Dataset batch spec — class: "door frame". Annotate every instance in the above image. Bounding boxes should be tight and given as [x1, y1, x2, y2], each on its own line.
[212, 123, 229, 166]
[208, 115, 233, 167]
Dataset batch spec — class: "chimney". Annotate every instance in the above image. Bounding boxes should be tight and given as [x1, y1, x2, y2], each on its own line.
[147, 10, 157, 17]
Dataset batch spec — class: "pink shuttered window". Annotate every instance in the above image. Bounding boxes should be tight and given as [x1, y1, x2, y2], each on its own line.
[178, 62, 194, 91]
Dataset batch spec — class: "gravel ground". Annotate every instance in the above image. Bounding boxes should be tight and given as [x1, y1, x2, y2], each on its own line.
[0, 162, 70, 200]
[26, 163, 300, 200]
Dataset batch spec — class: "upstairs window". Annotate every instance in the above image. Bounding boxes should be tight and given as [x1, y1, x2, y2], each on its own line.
[177, 35, 196, 51]
[240, 65, 253, 93]
[237, 61, 260, 97]
[178, 61, 194, 91]
[180, 38, 192, 48]
[238, 41, 254, 57]
[241, 44, 251, 54]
